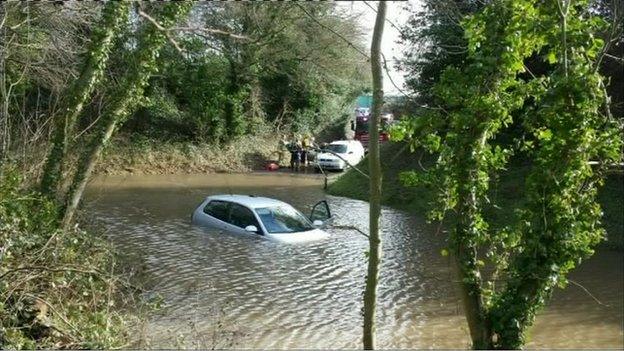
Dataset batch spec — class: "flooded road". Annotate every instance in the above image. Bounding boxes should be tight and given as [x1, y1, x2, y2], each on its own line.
[85, 173, 623, 349]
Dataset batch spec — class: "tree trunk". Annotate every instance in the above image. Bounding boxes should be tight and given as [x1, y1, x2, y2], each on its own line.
[0, 5, 10, 162]
[453, 136, 493, 349]
[362, 2, 385, 350]
[40, 1, 129, 197]
[0, 55, 8, 162]
[61, 2, 192, 230]
[453, 216, 492, 349]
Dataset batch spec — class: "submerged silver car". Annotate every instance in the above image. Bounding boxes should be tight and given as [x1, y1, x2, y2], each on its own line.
[191, 195, 333, 243]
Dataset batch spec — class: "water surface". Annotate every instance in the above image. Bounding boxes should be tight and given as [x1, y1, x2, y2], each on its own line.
[85, 173, 623, 349]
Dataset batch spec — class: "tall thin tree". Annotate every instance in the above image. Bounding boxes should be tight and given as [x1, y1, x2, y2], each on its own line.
[363, 1, 385, 349]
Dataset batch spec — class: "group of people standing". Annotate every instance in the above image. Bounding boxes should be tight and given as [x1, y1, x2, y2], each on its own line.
[279, 133, 317, 172]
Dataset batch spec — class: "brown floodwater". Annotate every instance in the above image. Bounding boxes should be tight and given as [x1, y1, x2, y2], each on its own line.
[85, 173, 623, 349]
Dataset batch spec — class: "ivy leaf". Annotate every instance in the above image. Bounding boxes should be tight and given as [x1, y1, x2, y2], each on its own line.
[546, 51, 557, 64]
[537, 128, 552, 141]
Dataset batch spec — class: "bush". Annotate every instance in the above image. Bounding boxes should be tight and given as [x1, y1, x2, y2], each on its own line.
[0, 166, 133, 349]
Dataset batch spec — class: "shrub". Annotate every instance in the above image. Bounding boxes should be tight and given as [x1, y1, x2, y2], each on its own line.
[0, 166, 133, 349]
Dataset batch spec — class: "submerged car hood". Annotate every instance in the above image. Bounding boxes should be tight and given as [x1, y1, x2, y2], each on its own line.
[265, 228, 330, 243]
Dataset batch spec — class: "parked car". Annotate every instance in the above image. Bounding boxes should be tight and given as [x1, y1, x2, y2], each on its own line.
[315, 140, 365, 171]
[191, 195, 333, 243]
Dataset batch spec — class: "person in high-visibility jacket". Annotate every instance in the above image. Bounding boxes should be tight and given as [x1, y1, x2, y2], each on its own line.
[301, 133, 312, 167]
[288, 134, 302, 172]
[277, 134, 288, 165]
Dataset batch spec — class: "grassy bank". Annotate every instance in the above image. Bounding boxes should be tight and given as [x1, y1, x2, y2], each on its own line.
[328, 142, 624, 249]
[97, 134, 284, 175]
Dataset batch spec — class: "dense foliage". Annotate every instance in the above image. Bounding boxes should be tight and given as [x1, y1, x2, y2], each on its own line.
[1, 2, 368, 164]
[124, 2, 369, 143]
[0, 166, 133, 348]
[393, 0, 623, 348]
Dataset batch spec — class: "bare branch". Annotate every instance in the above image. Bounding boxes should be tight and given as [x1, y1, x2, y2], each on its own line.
[172, 26, 251, 41]
[137, 9, 185, 54]
[568, 279, 610, 307]
[331, 225, 370, 238]
[314, 146, 370, 180]
[294, 3, 370, 60]
[604, 52, 624, 64]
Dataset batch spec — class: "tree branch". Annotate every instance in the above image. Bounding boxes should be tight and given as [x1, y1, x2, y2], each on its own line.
[313, 146, 370, 180]
[294, 3, 370, 60]
[331, 225, 370, 238]
[137, 9, 185, 54]
[172, 26, 251, 41]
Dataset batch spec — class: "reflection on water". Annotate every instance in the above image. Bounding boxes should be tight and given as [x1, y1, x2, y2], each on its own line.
[85, 173, 623, 349]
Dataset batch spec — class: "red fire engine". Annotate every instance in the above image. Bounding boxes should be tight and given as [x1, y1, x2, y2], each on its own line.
[351, 108, 393, 149]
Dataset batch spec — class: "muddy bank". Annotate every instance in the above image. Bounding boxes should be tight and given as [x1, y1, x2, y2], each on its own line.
[96, 134, 286, 175]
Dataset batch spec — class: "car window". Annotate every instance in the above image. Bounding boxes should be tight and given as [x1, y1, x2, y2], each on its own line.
[310, 201, 331, 222]
[203, 200, 230, 222]
[256, 205, 313, 234]
[229, 203, 260, 230]
[325, 144, 348, 154]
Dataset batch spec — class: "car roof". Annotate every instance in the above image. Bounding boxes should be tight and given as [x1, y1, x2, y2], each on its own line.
[207, 194, 289, 209]
[330, 140, 359, 145]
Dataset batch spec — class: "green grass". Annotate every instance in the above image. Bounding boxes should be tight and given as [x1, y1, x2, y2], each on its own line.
[328, 142, 623, 249]
[327, 142, 434, 215]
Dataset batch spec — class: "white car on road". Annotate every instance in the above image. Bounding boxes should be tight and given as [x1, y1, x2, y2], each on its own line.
[192, 195, 333, 243]
[315, 140, 365, 171]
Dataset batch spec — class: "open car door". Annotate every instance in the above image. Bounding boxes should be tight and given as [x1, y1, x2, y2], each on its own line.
[310, 200, 334, 227]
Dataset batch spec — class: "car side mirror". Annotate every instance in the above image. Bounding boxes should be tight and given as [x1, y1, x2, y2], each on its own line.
[312, 220, 324, 227]
[245, 225, 258, 233]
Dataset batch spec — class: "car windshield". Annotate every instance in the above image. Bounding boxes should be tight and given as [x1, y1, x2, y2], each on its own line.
[324, 144, 348, 154]
[255, 205, 313, 234]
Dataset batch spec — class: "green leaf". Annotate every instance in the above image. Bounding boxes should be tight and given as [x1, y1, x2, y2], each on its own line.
[537, 128, 552, 141]
[546, 51, 557, 64]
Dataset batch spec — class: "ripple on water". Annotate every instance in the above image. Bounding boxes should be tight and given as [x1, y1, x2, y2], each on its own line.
[85, 173, 624, 349]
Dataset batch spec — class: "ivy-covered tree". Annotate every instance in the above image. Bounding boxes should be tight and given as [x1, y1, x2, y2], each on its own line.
[39, 1, 129, 197]
[393, 0, 623, 348]
[61, 2, 193, 229]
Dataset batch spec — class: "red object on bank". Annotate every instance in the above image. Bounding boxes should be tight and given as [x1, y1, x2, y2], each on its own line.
[265, 162, 279, 171]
